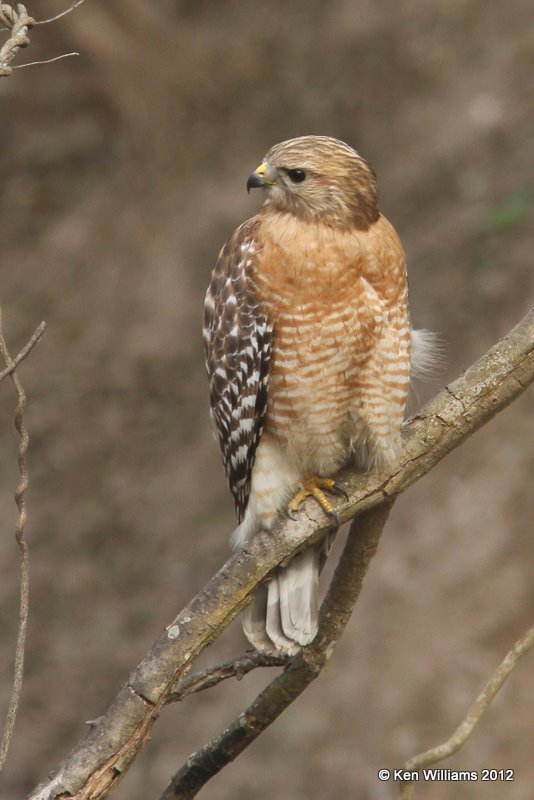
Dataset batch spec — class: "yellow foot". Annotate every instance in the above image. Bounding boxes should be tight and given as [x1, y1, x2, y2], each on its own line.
[287, 475, 348, 525]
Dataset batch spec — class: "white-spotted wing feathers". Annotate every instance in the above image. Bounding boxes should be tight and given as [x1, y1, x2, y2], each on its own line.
[203, 219, 272, 522]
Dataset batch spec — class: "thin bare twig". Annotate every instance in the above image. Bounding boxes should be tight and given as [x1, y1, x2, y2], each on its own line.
[13, 51, 78, 68]
[0, 321, 46, 383]
[33, 0, 86, 25]
[399, 624, 534, 800]
[0, 306, 36, 772]
[167, 651, 287, 703]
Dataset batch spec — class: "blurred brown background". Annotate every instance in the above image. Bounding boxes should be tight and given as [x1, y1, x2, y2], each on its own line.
[1, 1, 533, 798]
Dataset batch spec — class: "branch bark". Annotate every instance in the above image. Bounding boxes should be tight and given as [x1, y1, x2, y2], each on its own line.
[28, 307, 534, 800]
[161, 503, 393, 800]
[167, 651, 287, 704]
[0, 321, 46, 383]
[0, 3, 34, 76]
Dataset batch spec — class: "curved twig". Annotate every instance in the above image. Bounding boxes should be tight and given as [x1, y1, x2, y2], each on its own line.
[399, 624, 534, 800]
[32, 0, 86, 25]
[167, 651, 287, 704]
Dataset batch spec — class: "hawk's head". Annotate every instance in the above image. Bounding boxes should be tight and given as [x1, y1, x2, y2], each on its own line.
[246, 135, 379, 230]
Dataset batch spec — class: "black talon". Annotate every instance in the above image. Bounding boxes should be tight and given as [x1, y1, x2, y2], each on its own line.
[332, 482, 349, 501]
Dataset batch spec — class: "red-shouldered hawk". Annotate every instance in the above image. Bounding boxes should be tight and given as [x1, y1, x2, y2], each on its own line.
[204, 136, 427, 655]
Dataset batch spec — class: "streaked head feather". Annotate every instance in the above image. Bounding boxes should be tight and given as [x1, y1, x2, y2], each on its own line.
[256, 135, 379, 230]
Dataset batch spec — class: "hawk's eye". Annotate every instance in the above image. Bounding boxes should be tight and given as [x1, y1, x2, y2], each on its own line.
[286, 168, 306, 183]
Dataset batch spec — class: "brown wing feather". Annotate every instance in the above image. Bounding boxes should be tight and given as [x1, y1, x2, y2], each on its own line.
[203, 218, 271, 522]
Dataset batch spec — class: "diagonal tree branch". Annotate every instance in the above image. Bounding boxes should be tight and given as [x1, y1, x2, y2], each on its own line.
[28, 307, 534, 800]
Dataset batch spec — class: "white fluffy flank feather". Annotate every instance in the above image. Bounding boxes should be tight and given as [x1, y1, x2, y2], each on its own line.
[411, 328, 444, 382]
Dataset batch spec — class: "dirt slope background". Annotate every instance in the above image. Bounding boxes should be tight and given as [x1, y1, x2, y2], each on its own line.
[1, 1, 533, 798]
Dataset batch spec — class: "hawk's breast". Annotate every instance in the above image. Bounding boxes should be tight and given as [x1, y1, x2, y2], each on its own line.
[248, 212, 411, 475]
[251, 215, 386, 474]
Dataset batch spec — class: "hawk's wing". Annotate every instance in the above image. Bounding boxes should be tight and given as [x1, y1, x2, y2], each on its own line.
[203, 218, 272, 522]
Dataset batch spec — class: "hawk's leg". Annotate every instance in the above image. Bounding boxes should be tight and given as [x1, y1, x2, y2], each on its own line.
[287, 475, 348, 524]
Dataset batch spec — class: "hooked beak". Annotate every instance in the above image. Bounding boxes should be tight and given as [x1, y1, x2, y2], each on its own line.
[246, 161, 274, 193]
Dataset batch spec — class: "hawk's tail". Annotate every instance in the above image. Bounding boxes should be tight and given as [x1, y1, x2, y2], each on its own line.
[243, 547, 320, 656]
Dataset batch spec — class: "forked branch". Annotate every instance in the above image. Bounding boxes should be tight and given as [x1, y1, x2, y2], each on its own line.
[161, 503, 394, 799]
